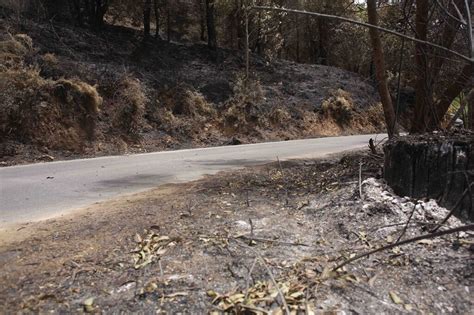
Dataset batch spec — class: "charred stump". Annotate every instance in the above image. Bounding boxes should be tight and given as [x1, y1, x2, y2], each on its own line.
[384, 133, 474, 220]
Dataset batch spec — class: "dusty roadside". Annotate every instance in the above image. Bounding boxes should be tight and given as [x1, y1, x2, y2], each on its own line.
[0, 151, 472, 313]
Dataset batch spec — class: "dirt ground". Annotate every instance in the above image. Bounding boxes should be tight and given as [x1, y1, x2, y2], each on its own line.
[0, 151, 472, 314]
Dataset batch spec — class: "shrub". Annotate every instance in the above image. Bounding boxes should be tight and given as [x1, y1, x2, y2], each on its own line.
[224, 74, 266, 130]
[0, 33, 104, 150]
[158, 85, 215, 117]
[321, 89, 354, 124]
[41, 53, 58, 65]
[269, 107, 291, 125]
[110, 74, 147, 137]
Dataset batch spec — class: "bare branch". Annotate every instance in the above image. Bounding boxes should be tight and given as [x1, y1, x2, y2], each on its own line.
[333, 224, 474, 271]
[435, 0, 467, 25]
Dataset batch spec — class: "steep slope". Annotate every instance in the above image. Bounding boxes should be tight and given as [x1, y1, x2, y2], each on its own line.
[0, 14, 384, 165]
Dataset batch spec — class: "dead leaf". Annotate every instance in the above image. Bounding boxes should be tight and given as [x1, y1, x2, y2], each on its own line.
[404, 304, 413, 311]
[83, 297, 95, 313]
[368, 273, 378, 287]
[389, 291, 403, 304]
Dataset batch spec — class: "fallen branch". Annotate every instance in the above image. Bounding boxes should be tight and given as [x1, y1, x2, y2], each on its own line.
[244, 258, 258, 301]
[332, 224, 474, 271]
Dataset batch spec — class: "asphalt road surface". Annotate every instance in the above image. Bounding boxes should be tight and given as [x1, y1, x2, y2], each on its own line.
[0, 134, 384, 227]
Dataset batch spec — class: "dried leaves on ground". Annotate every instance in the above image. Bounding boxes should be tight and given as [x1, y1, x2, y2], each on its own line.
[0, 151, 472, 313]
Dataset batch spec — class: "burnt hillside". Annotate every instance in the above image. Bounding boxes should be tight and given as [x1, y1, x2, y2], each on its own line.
[0, 14, 384, 165]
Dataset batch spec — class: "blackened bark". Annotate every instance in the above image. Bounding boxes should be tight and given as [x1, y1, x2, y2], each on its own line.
[411, 0, 431, 133]
[199, 0, 206, 41]
[317, 18, 328, 65]
[154, 0, 161, 38]
[144, 0, 152, 38]
[206, 0, 217, 50]
[384, 135, 474, 220]
[468, 89, 474, 130]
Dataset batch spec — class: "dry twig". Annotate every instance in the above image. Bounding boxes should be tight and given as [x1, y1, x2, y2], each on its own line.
[332, 224, 474, 271]
[359, 161, 363, 200]
[277, 156, 289, 205]
[396, 202, 418, 243]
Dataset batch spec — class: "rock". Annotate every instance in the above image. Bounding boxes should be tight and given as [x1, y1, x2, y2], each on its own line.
[227, 137, 243, 145]
[38, 154, 55, 162]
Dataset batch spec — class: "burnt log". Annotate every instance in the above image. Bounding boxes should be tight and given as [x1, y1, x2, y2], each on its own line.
[384, 133, 474, 220]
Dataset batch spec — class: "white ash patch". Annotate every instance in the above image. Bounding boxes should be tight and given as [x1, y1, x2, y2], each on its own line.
[361, 177, 465, 235]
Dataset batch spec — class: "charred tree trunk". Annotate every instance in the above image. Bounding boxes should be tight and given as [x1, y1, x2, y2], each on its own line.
[199, 0, 206, 41]
[468, 89, 474, 130]
[384, 135, 474, 220]
[153, 0, 160, 39]
[143, 0, 152, 38]
[295, 13, 300, 63]
[167, 7, 171, 42]
[367, 0, 398, 139]
[317, 18, 328, 65]
[411, 0, 431, 133]
[206, 0, 217, 50]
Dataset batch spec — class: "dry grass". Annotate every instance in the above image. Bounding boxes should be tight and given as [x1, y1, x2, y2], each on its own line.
[107, 74, 147, 137]
[321, 88, 354, 125]
[41, 52, 58, 64]
[0, 34, 32, 55]
[158, 85, 215, 118]
[0, 34, 103, 151]
[269, 107, 291, 125]
[224, 76, 266, 132]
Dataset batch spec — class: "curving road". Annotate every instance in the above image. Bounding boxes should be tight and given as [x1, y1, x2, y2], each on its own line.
[0, 134, 384, 227]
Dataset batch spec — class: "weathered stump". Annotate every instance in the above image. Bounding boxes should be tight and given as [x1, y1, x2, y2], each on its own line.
[384, 133, 474, 220]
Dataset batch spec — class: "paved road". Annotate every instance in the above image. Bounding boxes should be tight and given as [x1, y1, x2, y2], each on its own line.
[0, 134, 384, 227]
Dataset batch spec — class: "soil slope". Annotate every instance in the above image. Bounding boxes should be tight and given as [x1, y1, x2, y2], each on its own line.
[1, 12, 384, 165]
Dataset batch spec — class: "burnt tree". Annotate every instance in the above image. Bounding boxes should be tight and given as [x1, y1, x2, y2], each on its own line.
[384, 134, 474, 220]
[205, 0, 217, 50]
[144, 0, 152, 38]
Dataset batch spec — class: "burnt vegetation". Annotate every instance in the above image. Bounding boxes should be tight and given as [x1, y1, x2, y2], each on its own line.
[0, 0, 473, 313]
[1, 0, 472, 164]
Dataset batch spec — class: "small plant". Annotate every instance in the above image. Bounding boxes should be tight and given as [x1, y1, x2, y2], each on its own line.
[224, 74, 266, 130]
[269, 107, 291, 125]
[41, 53, 58, 65]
